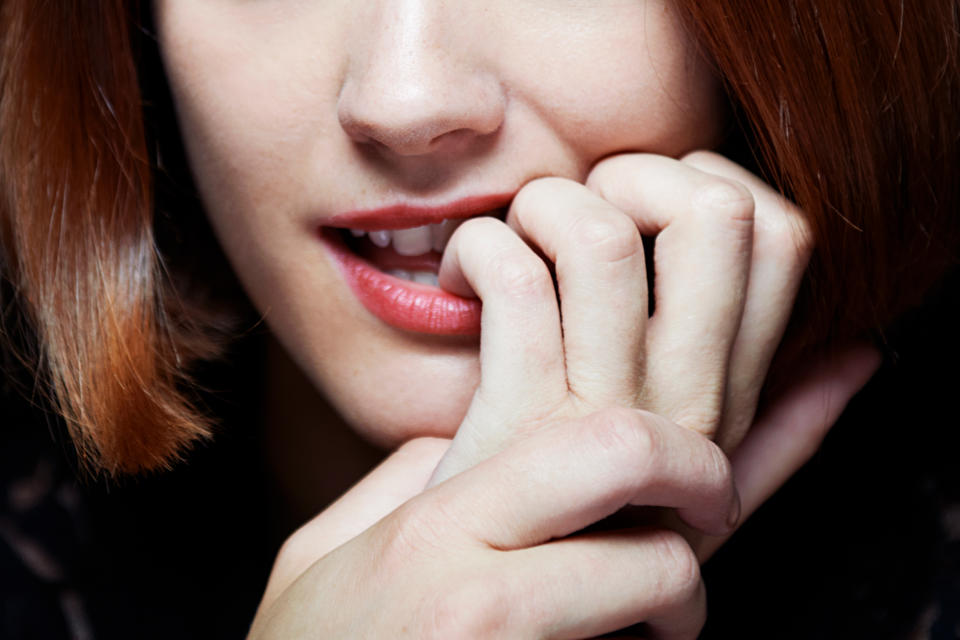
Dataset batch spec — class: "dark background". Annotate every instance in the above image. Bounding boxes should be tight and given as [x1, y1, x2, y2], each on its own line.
[2, 277, 958, 639]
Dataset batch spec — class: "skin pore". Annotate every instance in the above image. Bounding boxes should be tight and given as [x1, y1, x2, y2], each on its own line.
[155, 0, 725, 452]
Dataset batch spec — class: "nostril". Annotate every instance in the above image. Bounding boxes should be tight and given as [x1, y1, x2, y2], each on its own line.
[424, 127, 497, 156]
[337, 70, 506, 157]
[340, 113, 494, 157]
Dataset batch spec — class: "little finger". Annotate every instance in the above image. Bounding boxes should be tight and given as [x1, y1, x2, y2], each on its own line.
[681, 150, 814, 452]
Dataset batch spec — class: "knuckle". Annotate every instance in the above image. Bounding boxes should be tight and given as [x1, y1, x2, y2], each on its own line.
[570, 213, 643, 264]
[486, 247, 552, 300]
[766, 206, 815, 261]
[690, 177, 755, 225]
[377, 500, 450, 568]
[585, 408, 660, 467]
[648, 529, 702, 600]
[675, 414, 717, 440]
[672, 396, 723, 439]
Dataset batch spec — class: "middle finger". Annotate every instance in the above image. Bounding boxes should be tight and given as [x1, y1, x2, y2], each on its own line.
[587, 153, 755, 437]
[507, 177, 649, 407]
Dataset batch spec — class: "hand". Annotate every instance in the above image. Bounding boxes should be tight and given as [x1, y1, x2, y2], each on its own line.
[248, 151, 867, 638]
[248, 344, 878, 639]
[251, 409, 739, 639]
[429, 150, 812, 484]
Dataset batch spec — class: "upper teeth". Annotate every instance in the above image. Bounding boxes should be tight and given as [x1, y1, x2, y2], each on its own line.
[348, 219, 467, 256]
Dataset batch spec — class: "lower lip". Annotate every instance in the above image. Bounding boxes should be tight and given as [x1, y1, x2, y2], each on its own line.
[320, 229, 481, 336]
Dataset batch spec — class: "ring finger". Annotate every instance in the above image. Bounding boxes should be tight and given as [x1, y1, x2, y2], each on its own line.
[586, 153, 755, 437]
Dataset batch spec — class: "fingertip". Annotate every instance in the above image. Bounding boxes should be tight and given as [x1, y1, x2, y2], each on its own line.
[436, 231, 478, 299]
[675, 484, 741, 538]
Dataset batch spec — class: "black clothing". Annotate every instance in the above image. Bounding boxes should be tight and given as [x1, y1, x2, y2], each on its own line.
[1, 338, 277, 639]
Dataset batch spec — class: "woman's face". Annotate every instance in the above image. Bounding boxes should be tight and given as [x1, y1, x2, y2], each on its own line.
[156, 0, 724, 447]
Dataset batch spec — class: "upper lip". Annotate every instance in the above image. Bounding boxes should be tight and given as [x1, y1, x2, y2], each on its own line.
[326, 192, 515, 231]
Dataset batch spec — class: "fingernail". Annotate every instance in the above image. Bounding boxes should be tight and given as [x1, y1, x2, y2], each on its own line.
[728, 488, 742, 530]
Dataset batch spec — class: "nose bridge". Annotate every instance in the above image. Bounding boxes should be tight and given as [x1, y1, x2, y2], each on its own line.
[367, 0, 447, 111]
[338, 0, 503, 156]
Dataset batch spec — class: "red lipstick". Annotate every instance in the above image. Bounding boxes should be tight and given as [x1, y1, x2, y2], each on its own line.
[321, 229, 481, 335]
[328, 193, 513, 230]
[319, 193, 516, 335]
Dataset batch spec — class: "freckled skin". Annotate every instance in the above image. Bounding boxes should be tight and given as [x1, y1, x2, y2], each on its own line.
[155, 0, 724, 447]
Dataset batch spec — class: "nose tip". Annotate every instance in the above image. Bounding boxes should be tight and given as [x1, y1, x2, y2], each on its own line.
[338, 76, 504, 156]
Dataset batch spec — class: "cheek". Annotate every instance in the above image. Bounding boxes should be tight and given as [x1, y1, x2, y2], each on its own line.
[157, 3, 343, 218]
[500, 2, 723, 159]
[153, 0, 727, 448]
[160, 71, 302, 220]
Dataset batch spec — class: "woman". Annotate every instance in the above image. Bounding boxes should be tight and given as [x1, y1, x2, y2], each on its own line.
[1, 0, 957, 637]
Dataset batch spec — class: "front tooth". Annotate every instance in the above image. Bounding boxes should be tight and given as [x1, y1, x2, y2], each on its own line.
[411, 271, 439, 286]
[386, 269, 411, 280]
[392, 225, 432, 256]
[369, 230, 391, 248]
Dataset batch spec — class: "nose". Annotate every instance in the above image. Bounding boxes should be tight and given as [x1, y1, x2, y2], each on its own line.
[337, 2, 505, 157]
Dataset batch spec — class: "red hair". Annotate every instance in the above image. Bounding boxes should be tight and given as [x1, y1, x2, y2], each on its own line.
[675, 0, 960, 341]
[0, 0, 958, 474]
[0, 0, 214, 475]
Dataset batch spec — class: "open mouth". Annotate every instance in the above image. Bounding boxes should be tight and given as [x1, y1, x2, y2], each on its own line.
[319, 203, 511, 335]
[332, 207, 509, 287]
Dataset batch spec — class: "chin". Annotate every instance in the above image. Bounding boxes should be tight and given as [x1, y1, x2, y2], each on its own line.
[337, 386, 476, 448]
[348, 415, 459, 449]
[308, 337, 482, 448]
